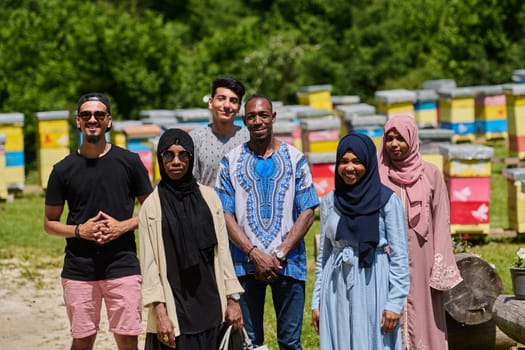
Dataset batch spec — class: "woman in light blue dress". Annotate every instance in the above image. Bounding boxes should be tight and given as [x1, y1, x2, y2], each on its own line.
[311, 133, 410, 350]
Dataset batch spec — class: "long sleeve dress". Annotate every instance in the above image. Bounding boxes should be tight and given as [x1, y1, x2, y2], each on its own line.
[312, 191, 410, 350]
[380, 162, 463, 349]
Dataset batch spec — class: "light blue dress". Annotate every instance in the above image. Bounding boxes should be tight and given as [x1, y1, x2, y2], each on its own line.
[312, 191, 410, 350]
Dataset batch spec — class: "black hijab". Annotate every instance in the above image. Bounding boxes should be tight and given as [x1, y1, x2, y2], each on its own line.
[157, 128, 217, 270]
[334, 133, 393, 268]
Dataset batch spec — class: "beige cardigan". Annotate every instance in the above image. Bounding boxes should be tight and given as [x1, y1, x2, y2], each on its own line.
[138, 184, 244, 335]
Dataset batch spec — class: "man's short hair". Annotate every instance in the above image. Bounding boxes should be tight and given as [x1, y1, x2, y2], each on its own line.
[76, 93, 111, 115]
[244, 93, 273, 112]
[211, 76, 245, 101]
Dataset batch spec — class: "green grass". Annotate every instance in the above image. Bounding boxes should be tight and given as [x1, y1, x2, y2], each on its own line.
[487, 139, 510, 229]
[262, 222, 320, 349]
[0, 139, 522, 350]
[0, 191, 64, 261]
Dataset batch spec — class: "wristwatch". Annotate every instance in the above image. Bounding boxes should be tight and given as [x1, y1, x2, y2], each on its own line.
[273, 248, 286, 262]
[227, 293, 241, 302]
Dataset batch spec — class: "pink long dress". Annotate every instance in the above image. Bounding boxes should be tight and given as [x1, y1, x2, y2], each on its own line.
[378, 115, 462, 350]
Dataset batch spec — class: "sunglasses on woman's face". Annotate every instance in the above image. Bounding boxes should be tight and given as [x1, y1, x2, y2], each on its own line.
[78, 110, 108, 121]
[161, 150, 191, 163]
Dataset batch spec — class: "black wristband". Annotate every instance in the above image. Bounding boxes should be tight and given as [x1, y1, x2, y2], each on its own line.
[74, 224, 81, 239]
[247, 245, 257, 259]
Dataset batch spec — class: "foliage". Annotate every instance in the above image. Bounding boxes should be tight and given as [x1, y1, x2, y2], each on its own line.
[452, 233, 471, 254]
[469, 237, 524, 294]
[0, 0, 186, 166]
[1, 0, 525, 169]
[513, 247, 525, 268]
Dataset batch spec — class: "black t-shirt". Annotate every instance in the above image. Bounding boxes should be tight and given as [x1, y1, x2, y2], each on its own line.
[45, 145, 153, 281]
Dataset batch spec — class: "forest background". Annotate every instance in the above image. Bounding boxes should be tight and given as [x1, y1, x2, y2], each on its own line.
[1, 0, 525, 170]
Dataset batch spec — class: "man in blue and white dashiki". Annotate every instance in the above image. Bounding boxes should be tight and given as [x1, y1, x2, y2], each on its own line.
[215, 93, 319, 350]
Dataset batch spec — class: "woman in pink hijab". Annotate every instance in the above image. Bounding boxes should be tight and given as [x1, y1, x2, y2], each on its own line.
[378, 115, 462, 350]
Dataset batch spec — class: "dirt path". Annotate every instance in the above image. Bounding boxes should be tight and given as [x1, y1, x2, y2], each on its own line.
[0, 260, 146, 349]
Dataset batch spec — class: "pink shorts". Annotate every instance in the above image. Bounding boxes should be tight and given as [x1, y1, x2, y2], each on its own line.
[62, 275, 142, 339]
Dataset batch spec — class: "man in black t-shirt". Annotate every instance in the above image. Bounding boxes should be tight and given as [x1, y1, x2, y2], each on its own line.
[44, 93, 153, 350]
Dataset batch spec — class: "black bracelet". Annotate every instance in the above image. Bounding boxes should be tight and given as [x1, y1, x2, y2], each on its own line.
[74, 224, 81, 239]
[247, 245, 257, 259]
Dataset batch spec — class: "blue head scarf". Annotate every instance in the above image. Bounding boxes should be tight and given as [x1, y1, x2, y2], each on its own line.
[334, 133, 393, 267]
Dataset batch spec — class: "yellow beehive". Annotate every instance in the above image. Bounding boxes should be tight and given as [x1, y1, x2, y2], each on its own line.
[443, 158, 491, 177]
[112, 132, 127, 148]
[450, 224, 490, 235]
[415, 109, 438, 128]
[504, 84, 525, 136]
[439, 144, 494, 177]
[299, 114, 340, 154]
[419, 128, 452, 179]
[152, 153, 161, 184]
[378, 101, 414, 115]
[507, 103, 525, 135]
[38, 148, 70, 189]
[0, 113, 25, 191]
[38, 118, 70, 149]
[422, 154, 444, 175]
[296, 85, 333, 110]
[481, 104, 506, 120]
[473, 84, 506, 121]
[439, 88, 475, 124]
[110, 120, 144, 149]
[503, 168, 525, 234]
[375, 89, 416, 119]
[0, 125, 24, 150]
[308, 140, 340, 153]
[35, 110, 70, 188]
[472, 85, 508, 141]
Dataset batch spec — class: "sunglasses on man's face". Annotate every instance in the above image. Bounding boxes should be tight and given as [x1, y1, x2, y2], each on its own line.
[78, 110, 108, 121]
[161, 150, 191, 163]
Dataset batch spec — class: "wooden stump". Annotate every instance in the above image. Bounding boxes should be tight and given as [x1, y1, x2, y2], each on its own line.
[443, 253, 516, 349]
[444, 253, 503, 325]
[493, 294, 525, 345]
[446, 314, 516, 350]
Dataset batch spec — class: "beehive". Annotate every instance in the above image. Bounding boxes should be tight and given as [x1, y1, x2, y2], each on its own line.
[0, 113, 25, 191]
[438, 87, 475, 143]
[440, 144, 494, 234]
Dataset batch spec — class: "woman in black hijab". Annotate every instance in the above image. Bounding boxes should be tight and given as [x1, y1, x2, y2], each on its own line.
[139, 128, 244, 349]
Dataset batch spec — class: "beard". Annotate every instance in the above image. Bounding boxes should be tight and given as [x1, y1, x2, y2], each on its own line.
[85, 134, 102, 144]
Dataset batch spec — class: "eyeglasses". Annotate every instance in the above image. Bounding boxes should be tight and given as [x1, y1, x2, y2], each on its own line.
[78, 110, 108, 121]
[161, 150, 191, 163]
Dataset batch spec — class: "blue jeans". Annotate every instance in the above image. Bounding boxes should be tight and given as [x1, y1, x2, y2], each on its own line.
[239, 274, 305, 350]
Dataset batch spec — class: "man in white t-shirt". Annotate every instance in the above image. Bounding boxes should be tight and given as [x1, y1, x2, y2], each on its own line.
[190, 76, 249, 186]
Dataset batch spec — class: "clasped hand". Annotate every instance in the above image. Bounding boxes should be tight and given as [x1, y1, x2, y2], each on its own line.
[251, 250, 282, 282]
[82, 211, 124, 244]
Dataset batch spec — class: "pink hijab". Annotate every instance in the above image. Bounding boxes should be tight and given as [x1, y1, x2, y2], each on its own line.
[378, 115, 429, 239]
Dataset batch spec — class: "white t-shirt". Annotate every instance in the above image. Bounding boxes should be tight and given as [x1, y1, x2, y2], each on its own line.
[189, 124, 249, 187]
